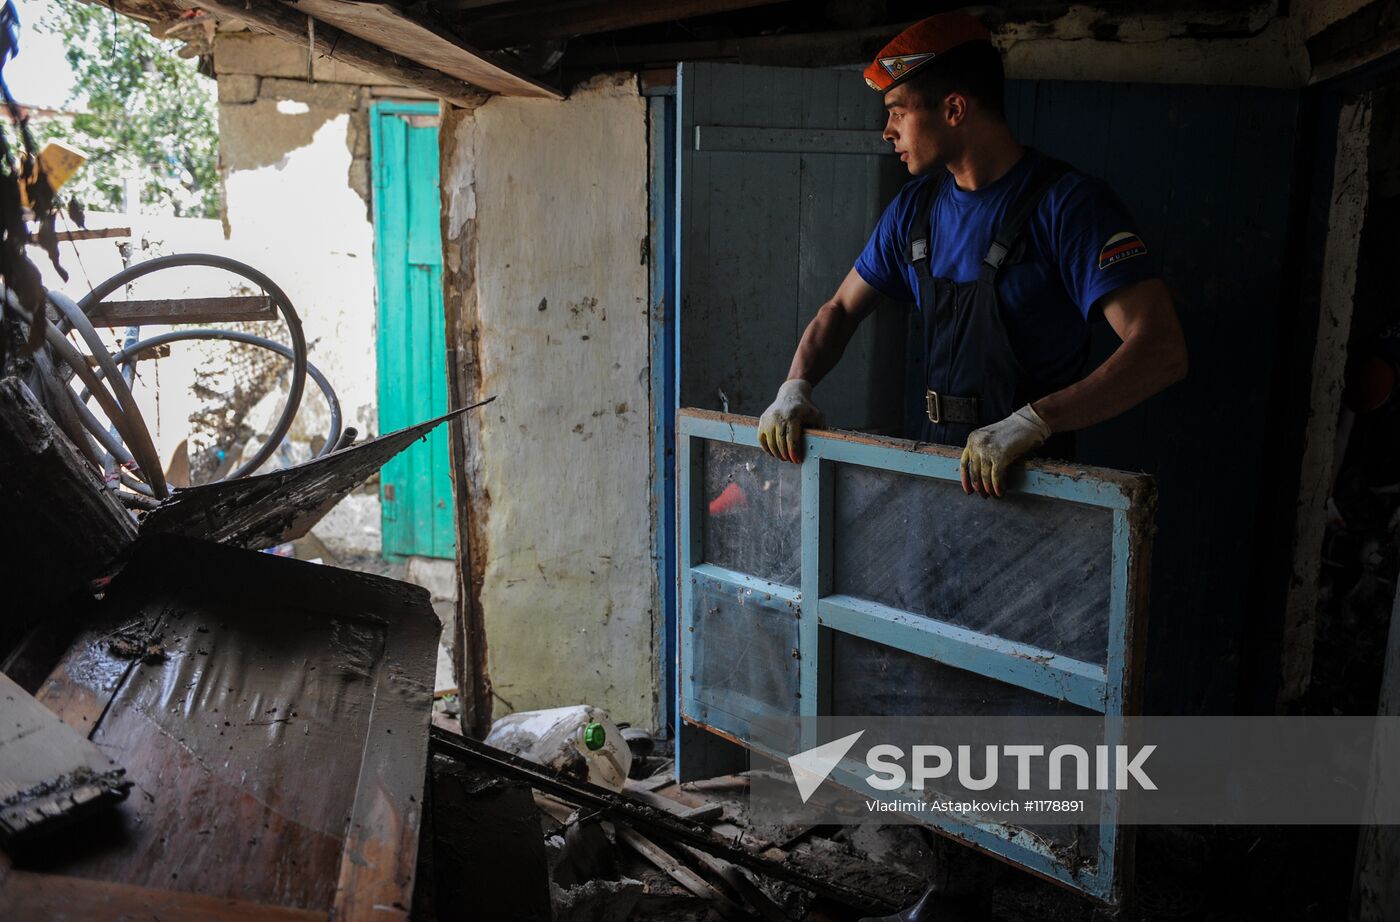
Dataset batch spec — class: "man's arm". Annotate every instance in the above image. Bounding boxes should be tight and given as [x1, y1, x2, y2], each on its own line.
[961, 278, 1187, 496]
[784, 269, 884, 384]
[758, 269, 883, 462]
[1032, 278, 1188, 432]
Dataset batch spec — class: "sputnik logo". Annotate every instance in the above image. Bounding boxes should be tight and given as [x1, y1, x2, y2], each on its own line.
[787, 731, 865, 803]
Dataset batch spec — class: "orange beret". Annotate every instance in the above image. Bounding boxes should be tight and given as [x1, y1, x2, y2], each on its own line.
[863, 12, 993, 92]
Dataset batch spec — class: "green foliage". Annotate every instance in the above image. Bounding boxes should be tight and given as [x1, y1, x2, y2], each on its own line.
[36, 0, 219, 217]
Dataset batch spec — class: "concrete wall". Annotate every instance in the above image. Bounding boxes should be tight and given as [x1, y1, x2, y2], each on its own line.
[442, 74, 656, 730]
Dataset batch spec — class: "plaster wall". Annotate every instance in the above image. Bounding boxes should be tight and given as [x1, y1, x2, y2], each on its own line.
[446, 74, 656, 729]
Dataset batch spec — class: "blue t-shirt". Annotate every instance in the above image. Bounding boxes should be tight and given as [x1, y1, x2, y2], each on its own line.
[854, 149, 1156, 391]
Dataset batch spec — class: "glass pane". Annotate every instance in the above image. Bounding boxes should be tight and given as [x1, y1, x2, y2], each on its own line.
[690, 576, 800, 733]
[832, 464, 1113, 665]
[701, 441, 801, 586]
[829, 631, 1098, 859]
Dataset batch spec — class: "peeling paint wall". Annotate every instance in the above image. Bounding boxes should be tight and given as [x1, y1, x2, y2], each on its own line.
[978, 2, 1307, 87]
[213, 33, 435, 561]
[443, 75, 656, 729]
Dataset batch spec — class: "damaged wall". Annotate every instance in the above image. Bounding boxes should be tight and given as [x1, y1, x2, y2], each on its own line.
[213, 31, 436, 561]
[442, 74, 656, 730]
[994, 3, 1309, 87]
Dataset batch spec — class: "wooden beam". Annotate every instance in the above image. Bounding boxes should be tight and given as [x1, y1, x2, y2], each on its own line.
[0, 871, 325, 922]
[195, 0, 490, 108]
[86, 295, 277, 327]
[614, 824, 748, 921]
[566, 20, 907, 69]
[55, 226, 130, 242]
[288, 0, 563, 98]
[457, 0, 785, 50]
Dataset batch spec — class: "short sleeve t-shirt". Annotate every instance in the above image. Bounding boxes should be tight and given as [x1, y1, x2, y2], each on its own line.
[854, 149, 1156, 392]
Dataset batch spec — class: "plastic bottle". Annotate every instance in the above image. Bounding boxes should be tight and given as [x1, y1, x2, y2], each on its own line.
[484, 705, 632, 791]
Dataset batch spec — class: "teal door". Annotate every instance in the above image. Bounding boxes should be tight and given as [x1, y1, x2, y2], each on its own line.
[371, 102, 455, 559]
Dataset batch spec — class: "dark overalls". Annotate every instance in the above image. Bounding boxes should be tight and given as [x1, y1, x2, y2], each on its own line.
[907, 156, 1082, 460]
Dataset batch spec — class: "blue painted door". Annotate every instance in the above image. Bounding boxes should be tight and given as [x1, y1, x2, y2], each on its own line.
[372, 102, 455, 560]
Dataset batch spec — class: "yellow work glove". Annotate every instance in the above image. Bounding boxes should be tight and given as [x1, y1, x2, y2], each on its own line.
[757, 379, 825, 463]
[960, 404, 1051, 497]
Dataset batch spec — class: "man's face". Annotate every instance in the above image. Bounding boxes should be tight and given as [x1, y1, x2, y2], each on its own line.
[882, 82, 957, 175]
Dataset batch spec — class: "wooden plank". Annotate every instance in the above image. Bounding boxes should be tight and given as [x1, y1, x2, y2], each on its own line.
[614, 823, 747, 920]
[695, 125, 889, 156]
[569, 21, 908, 69]
[195, 0, 488, 108]
[0, 672, 130, 845]
[458, 0, 785, 50]
[290, 0, 562, 99]
[0, 871, 324, 922]
[818, 595, 1109, 711]
[0, 377, 135, 604]
[85, 295, 276, 326]
[54, 226, 130, 242]
[429, 727, 895, 913]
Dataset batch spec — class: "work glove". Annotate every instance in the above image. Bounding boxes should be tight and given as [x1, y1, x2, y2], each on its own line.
[960, 404, 1051, 498]
[757, 379, 825, 463]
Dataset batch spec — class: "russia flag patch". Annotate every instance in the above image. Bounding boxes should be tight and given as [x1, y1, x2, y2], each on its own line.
[1097, 231, 1148, 270]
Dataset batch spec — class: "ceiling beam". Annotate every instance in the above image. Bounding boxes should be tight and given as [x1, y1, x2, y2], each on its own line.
[289, 0, 563, 97]
[566, 20, 906, 70]
[198, 0, 490, 107]
[456, 0, 787, 50]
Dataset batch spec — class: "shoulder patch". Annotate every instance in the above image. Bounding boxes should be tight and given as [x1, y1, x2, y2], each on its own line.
[1097, 231, 1147, 270]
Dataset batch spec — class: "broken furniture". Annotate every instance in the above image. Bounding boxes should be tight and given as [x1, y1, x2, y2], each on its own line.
[0, 535, 439, 920]
[677, 409, 1156, 906]
[0, 672, 130, 847]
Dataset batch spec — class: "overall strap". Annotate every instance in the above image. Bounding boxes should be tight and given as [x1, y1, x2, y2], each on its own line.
[981, 156, 1071, 279]
[906, 172, 948, 281]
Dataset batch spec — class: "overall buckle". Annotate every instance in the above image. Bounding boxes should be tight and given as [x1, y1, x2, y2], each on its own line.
[925, 389, 941, 425]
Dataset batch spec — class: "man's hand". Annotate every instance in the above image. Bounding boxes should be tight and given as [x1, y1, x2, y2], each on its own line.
[758, 379, 825, 463]
[960, 404, 1051, 497]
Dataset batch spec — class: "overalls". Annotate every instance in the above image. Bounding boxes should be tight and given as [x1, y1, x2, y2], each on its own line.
[907, 156, 1081, 460]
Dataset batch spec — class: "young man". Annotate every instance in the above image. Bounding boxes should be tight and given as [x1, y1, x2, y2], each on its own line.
[755, 13, 1189, 921]
[755, 12, 1187, 499]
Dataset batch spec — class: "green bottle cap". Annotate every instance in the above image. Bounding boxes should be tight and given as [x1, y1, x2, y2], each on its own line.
[583, 722, 606, 751]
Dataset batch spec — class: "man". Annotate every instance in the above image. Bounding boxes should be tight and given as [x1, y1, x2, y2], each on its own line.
[755, 13, 1189, 922]
[756, 12, 1188, 500]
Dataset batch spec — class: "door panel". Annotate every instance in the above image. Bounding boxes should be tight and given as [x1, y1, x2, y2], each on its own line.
[373, 102, 455, 560]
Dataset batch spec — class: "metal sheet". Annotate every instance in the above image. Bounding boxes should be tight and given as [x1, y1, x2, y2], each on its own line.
[14, 535, 438, 920]
[139, 402, 486, 551]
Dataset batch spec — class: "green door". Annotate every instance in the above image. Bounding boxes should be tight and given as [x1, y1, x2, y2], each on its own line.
[371, 102, 454, 559]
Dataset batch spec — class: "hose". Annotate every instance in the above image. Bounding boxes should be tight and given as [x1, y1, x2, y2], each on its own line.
[100, 329, 343, 461]
[4, 292, 164, 494]
[47, 290, 168, 498]
[15, 253, 338, 501]
[77, 254, 309, 482]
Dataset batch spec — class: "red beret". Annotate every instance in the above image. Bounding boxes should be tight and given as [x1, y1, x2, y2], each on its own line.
[863, 12, 993, 92]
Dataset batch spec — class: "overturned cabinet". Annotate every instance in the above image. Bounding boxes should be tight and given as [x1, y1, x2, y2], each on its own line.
[677, 409, 1155, 905]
